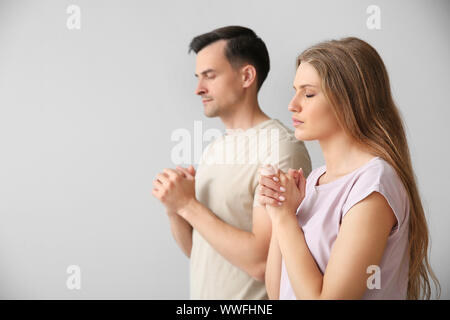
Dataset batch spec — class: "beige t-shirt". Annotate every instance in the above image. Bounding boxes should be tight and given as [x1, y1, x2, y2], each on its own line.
[190, 119, 312, 299]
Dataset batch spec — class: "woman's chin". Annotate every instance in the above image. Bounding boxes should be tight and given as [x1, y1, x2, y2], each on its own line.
[294, 130, 314, 142]
[294, 129, 306, 141]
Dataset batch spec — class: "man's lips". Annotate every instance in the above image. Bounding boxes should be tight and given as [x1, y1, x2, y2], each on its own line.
[202, 98, 213, 104]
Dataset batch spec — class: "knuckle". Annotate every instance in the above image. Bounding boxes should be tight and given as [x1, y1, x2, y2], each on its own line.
[260, 186, 267, 194]
[270, 181, 279, 190]
[260, 176, 267, 185]
[269, 189, 277, 198]
[264, 187, 275, 198]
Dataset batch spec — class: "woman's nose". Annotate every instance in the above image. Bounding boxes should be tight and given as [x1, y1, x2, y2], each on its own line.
[288, 96, 301, 112]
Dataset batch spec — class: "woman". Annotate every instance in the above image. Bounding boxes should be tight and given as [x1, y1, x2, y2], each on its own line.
[258, 37, 440, 299]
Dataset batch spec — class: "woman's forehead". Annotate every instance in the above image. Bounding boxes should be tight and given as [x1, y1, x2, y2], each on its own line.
[294, 62, 320, 87]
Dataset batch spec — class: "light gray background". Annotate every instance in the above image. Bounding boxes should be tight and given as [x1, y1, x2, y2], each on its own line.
[0, 0, 448, 299]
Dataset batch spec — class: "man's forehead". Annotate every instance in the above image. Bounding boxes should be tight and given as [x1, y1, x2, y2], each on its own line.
[195, 41, 229, 75]
[198, 39, 227, 55]
[196, 40, 227, 64]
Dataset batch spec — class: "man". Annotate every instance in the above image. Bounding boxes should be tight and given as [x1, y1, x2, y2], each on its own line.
[152, 26, 311, 299]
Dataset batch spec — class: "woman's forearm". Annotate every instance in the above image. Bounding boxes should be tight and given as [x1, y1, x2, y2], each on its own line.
[265, 223, 281, 299]
[274, 214, 323, 299]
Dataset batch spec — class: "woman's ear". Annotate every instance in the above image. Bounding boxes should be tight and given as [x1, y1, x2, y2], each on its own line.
[241, 64, 257, 89]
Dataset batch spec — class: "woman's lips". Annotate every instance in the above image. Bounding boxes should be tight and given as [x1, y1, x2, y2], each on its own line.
[292, 118, 304, 126]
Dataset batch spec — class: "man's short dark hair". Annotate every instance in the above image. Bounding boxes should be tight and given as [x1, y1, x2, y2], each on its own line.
[189, 26, 270, 91]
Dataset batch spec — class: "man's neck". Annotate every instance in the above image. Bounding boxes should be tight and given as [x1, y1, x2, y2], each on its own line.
[220, 99, 270, 131]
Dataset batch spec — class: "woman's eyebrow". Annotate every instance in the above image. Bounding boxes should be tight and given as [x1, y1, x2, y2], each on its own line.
[293, 84, 317, 90]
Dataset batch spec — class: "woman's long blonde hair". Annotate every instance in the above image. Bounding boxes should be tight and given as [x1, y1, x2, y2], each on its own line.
[297, 37, 440, 299]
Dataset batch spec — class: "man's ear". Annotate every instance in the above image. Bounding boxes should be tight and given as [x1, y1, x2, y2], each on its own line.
[241, 64, 257, 89]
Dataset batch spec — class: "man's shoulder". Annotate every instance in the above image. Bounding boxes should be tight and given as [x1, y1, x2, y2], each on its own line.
[256, 119, 311, 172]
[255, 119, 298, 144]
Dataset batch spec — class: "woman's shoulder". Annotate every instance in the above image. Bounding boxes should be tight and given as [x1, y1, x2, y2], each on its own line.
[354, 157, 404, 190]
[343, 157, 410, 229]
[305, 156, 407, 198]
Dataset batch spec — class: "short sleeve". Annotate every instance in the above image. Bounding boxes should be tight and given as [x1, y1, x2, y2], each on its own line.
[253, 138, 312, 208]
[341, 163, 409, 236]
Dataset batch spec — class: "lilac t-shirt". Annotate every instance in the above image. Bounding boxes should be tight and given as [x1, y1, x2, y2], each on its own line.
[279, 156, 410, 299]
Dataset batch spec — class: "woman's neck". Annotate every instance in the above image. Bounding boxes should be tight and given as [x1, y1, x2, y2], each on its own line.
[319, 131, 375, 177]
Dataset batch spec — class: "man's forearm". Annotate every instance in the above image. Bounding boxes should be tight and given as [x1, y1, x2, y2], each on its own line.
[168, 210, 193, 258]
[178, 199, 267, 280]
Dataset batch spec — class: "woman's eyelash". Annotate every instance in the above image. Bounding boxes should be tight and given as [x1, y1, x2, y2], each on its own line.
[306, 94, 315, 98]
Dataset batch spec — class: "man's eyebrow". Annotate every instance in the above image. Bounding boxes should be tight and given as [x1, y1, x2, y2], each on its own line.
[195, 68, 215, 77]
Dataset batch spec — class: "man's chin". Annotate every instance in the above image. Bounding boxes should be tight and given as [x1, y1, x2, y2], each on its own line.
[203, 107, 219, 118]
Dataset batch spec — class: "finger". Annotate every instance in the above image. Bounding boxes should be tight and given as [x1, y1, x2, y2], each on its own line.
[259, 195, 283, 207]
[279, 170, 288, 184]
[151, 188, 161, 199]
[294, 174, 300, 188]
[299, 168, 306, 193]
[258, 173, 279, 182]
[259, 165, 281, 183]
[188, 165, 196, 176]
[260, 185, 285, 202]
[152, 180, 163, 189]
[175, 166, 189, 178]
[299, 167, 304, 177]
[259, 164, 278, 176]
[157, 173, 170, 186]
[259, 175, 285, 193]
[298, 168, 305, 183]
[291, 169, 299, 179]
[288, 168, 300, 186]
[152, 187, 166, 201]
[175, 167, 186, 177]
[176, 166, 194, 179]
[163, 168, 181, 180]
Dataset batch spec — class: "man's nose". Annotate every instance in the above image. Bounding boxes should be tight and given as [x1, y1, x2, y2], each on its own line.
[195, 81, 207, 96]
